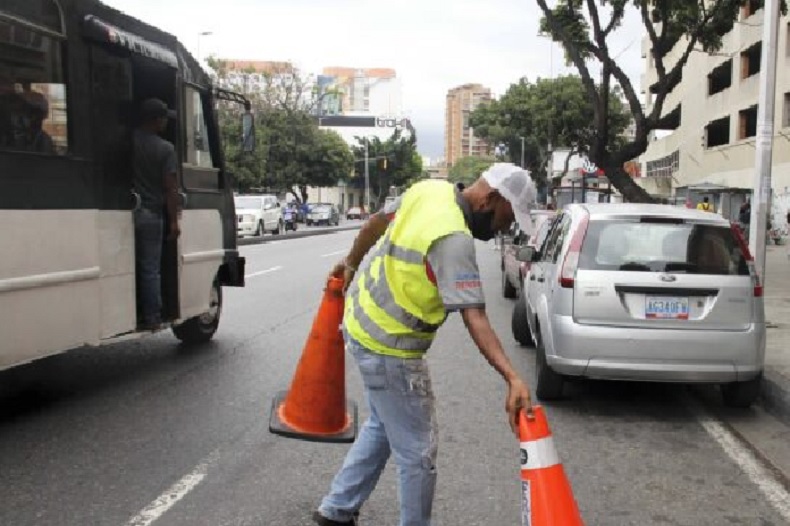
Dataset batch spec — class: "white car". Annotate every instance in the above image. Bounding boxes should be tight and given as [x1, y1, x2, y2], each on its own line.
[235, 195, 284, 237]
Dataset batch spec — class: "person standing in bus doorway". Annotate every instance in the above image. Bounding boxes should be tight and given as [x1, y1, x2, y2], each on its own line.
[133, 98, 180, 330]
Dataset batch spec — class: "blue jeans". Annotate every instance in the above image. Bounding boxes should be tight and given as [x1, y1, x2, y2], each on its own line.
[134, 208, 164, 325]
[319, 337, 438, 526]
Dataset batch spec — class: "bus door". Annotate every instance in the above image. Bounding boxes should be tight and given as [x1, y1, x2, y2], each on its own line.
[178, 85, 225, 322]
[129, 55, 182, 324]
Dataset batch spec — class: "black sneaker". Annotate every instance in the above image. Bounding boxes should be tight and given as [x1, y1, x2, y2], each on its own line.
[311, 510, 357, 526]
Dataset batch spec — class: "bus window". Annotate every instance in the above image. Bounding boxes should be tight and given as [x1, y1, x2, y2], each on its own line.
[185, 87, 214, 169]
[0, 9, 68, 155]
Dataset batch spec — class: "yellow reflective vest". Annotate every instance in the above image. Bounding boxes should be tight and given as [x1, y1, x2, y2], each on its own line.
[344, 180, 471, 358]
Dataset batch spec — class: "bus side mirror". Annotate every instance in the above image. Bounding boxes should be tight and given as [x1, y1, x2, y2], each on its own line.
[241, 111, 255, 152]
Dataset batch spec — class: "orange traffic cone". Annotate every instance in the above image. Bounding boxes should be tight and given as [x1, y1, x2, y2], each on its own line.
[518, 406, 583, 526]
[268, 277, 357, 443]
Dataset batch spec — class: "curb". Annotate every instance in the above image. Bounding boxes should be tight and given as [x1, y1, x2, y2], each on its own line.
[762, 369, 790, 424]
[237, 224, 362, 246]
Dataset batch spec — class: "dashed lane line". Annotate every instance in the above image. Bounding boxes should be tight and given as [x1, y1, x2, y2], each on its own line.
[125, 450, 219, 526]
[245, 266, 283, 279]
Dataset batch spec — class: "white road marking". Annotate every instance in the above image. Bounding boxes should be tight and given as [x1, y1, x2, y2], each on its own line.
[690, 400, 790, 521]
[245, 266, 282, 278]
[125, 450, 219, 526]
[321, 250, 348, 258]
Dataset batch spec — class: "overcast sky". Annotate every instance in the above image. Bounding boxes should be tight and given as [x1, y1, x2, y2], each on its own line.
[103, 0, 645, 160]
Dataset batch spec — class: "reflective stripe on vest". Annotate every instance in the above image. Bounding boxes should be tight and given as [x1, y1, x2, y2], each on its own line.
[345, 180, 470, 358]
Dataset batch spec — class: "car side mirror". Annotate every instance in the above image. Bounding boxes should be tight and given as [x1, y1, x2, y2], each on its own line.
[516, 246, 538, 263]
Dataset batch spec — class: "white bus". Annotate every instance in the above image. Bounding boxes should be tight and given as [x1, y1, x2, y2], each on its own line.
[0, 0, 251, 370]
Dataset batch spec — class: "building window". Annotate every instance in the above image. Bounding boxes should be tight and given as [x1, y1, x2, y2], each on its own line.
[646, 150, 680, 178]
[740, 42, 762, 79]
[784, 93, 790, 128]
[742, 0, 762, 19]
[706, 116, 730, 148]
[0, 14, 68, 155]
[738, 106, 758, 140]
[708, 60, 732, 95]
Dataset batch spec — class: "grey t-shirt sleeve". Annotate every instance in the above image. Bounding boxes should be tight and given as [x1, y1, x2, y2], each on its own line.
[426, 233, 485, 311]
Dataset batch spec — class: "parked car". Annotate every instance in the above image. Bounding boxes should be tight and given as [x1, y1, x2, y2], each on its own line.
[346, 206, 367, 220]
[235, 194, 284, 236]
[516, 203, 764, 407]
[509, 216, 556, 346]
[307, 203, 340, 226]
[501, 210, 556, 299]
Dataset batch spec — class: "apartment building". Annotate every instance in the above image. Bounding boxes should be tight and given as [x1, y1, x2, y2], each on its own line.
[318, 67, 402, 117]
[444, 83, 492, 168]
[639, 2, 790, 201]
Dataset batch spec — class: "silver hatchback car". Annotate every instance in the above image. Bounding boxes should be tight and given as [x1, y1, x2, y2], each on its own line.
[519, 203, 765, 407]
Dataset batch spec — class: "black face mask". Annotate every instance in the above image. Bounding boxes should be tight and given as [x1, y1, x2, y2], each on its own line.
[468, 209, 496, 241]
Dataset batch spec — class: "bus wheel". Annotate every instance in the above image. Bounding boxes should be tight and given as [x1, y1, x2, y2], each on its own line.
[173, 279, 222, 344]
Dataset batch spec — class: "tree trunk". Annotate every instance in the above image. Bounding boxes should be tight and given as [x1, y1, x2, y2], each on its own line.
[605, 165, 655, 203]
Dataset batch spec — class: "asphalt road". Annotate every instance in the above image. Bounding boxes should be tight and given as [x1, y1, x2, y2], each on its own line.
[1, 231, 789, 526]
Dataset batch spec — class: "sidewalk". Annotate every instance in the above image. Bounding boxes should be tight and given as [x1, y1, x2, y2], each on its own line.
[761, 245, 790, 422]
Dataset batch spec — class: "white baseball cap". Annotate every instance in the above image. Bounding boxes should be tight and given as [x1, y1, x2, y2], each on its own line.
[481, 163, 537, 234]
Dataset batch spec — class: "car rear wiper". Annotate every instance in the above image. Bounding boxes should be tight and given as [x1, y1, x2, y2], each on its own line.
[663, 262, 698, 273]
[618, 262, 652, 271]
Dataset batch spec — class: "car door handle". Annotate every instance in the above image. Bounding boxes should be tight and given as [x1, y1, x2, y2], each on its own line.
[536, 277, 545, 283]
[529, 275, 536, 281]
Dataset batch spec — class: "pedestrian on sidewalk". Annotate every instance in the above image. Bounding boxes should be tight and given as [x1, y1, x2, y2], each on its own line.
[315, 164, 536, 526]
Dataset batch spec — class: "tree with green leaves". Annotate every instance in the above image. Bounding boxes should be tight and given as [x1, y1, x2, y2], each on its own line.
[470, 75, 629, 189]
[207, 57, 353, 199]
[447, 155, 497, 187]
[535, 0, 785, 202]
[350, 126, 423, 210]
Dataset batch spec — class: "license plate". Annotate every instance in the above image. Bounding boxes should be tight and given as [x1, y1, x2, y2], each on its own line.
[645, 297, 689, 319]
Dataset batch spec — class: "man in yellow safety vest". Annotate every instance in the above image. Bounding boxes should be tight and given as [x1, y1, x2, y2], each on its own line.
[313, 164, 536, 526]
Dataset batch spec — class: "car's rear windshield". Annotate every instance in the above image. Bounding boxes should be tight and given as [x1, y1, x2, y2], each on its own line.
[579, 219, 749, 275]
[235, 197, 262, 209]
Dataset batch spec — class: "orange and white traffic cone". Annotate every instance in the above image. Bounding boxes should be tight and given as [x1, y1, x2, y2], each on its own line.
[518, 406, 583, 526]
[268, 277, 357, 443]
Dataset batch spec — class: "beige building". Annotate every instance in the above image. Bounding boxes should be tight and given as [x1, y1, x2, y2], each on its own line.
[638, 3, 790, 201]
[444, 83, 492, 168]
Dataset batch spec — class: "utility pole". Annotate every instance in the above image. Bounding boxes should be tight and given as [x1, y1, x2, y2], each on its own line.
[520, 136, 525, 169]
[364, 138, 370, 214]
[750, 0, 780, 281]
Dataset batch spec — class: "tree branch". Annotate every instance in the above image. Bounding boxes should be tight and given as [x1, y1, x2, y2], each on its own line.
[639, 0, 666, 79]
[536, 0, 600, 113]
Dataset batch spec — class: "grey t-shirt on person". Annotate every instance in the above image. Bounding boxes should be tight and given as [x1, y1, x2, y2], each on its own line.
[381, 190, 485, 312]
[133, 128, 177, 212]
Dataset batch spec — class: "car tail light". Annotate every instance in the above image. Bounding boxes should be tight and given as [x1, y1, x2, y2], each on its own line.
[559, 214, 590, 289]
[731, 223, 763, 297]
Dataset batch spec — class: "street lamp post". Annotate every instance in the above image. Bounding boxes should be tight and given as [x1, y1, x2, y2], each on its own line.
[520, 136, 525, 169]
[196, 31, 213, 63]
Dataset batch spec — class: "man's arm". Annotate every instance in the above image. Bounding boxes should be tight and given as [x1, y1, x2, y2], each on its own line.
[461, 307, 534, 434]
[162, 145, 180, 239]
[330, 212, 389, 285]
